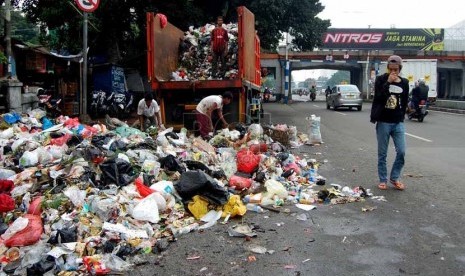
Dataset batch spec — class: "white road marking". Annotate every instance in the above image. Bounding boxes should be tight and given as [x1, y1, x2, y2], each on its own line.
[335, 111, 347, 116]
[313, 105, 319, 107]
[405, 132, 433, 143]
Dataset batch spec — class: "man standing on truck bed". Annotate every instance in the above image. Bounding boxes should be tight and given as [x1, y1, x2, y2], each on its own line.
[196, 92, 233, 139]
[211, 16, 229, 77]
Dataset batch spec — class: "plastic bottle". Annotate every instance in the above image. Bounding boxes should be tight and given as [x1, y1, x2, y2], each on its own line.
[246, 203, 265, 213]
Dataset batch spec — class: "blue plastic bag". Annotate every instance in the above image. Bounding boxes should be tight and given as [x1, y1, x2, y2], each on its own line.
[3, 113, 21, 124]
[42, 117, 54, 130]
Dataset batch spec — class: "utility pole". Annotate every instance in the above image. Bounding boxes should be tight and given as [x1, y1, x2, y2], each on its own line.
[4, 0, 14, 78]
[2, 0, 22, 114]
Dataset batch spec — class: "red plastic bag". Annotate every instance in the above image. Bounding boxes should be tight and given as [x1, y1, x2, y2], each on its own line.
[157, 13, 168, 29]
[229, 175, 252, 191]
[135, 177, 154, 198]
[27, 196, 43, 215]
[64, 117, 80, 129]
[50, 133, 71, 146]
[0, 194, 15, 213]
[0, 179, 14, 194]
[249, 143, 268, 154]
[4, 215, 43, 247]
[237, 149, 261, 174]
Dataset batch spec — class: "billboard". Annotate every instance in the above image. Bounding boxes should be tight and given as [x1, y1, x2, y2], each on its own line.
[322, 28, 444, 51]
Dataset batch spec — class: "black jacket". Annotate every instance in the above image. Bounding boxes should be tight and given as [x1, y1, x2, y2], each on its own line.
[370, 73, 409, 124]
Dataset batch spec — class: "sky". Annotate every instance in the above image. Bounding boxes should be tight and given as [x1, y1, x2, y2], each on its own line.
[293, 0, 465, 82]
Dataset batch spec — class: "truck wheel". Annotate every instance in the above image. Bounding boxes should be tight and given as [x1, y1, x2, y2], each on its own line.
[326, 103, 330, 110]
[357, 106, 362, 111]
[418, 115, 424, 122]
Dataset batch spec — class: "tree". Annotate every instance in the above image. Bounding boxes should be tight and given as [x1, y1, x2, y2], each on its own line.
[18, 0, 330, 70]
[0, 9, 40, 44]
[326, 70, 350, 87]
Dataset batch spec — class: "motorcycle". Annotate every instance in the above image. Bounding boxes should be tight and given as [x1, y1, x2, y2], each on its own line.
[310, 92, 316, 101]
[110, 91, 134, 119]
[90, 90, 114, 117]
[408, 99, 428, 122]
[38, 89, 62, 118]
[263, 92, 271, 103]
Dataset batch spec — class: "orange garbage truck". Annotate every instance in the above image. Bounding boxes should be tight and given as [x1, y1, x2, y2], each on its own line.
[146, 6, 261, 130]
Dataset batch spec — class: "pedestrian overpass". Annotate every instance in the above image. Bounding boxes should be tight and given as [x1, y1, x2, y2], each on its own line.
[261, 49, 465, 100]
[261, 24, 465, 101]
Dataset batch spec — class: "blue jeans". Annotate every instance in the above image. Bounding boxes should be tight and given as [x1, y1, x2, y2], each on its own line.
[376, 122, 406, 183]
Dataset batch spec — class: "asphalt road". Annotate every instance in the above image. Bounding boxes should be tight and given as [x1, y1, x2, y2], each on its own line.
[133, 99, 465, 276]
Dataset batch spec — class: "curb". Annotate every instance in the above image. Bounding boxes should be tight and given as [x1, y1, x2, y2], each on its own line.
[428, 106, 465, 114]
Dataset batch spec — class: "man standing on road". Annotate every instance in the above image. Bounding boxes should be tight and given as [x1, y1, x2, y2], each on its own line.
[195, 92, 233, 139]
[210, 16, 229, 77]
[370, 55, 409, 191]
[137, 92, 163, 132]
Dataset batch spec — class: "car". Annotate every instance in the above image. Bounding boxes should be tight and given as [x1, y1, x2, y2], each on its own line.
[326, 84, 363, 111]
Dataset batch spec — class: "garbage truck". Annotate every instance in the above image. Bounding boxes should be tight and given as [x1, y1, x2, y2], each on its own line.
[146, 6, 261, 130]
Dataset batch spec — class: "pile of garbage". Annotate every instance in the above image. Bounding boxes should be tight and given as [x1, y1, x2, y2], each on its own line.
[0, 110, 371, 275]
[173, 23, 239, 81]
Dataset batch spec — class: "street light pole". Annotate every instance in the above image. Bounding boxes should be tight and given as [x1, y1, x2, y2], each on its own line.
[82, 12, 88, 115]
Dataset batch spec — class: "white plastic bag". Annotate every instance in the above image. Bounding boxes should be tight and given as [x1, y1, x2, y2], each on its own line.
[19, 150, 39, 167]
[131, 193, 160, 223]
[308, 115, 322, 144]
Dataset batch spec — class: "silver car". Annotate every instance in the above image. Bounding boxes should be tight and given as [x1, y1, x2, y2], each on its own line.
[326, 84, 363, 111]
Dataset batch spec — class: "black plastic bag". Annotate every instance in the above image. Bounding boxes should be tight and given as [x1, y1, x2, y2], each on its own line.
[91, 135, 112, 149]
[48, 227, 77, 244]
[159, 154, 186, 174]
[254, 172, 266, 183]
[0, 222, 8, 235]
[165, 132, 179, 140]
[109, 140, 127, 151]
[184, 160, 211, 173]
[100, 158, 135, 187]
[26, 260, 55, 275]
[174, 170, 229, 205]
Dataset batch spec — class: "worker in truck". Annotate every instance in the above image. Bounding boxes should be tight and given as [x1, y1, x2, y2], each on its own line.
[137, 92, 163, 132]
[211, 16, 229, 77]
[195, 92, 233, 139]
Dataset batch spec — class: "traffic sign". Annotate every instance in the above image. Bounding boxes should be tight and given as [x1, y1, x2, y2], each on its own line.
[75, 0, 100, 13]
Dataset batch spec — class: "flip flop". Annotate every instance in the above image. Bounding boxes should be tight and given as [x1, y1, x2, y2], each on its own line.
[390, 180, 406, 191]
[378, 183, 388, 190]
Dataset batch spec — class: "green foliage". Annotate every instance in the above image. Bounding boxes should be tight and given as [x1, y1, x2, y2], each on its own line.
[326, 70, 351, 87]
[17, 0, 330, 69]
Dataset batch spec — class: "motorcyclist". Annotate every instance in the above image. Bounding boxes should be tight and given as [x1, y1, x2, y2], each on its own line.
[410, 79, 429, 112]
[310, 85, 317, 100]
[325, 86, 331, 98]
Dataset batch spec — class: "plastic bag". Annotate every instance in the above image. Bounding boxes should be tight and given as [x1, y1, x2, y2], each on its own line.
[19, 150, 39, 167]
[222, 195, 247, 218]
[42, 117, 54, 130]
[3, 113, 21, 124]
[159, 154, 186, 174]
[4, 215, 43, 247]
[308, 115, 322, 143]
[175, 170, 229, 205]
[100, 158, 135, 187]
[187, 195, 209, 220]
[135, 177, 154, 198]
[63, 186, 87, 207]
[157, 13, 168, 29]
[229, 175, 252, 191]
[249, 143, 268, 154]
[27, 196, 43, 215]
[50, 133, 71, 146]
[236, 149, 260, 174]
[0, 179, 14, 193]
[247, 124, 263, 139]
[0, 194, 15, 212]
[0, 128, 14, 139]
[132, 193, 160, 223]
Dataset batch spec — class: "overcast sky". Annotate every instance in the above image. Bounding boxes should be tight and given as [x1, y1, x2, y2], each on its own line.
[318, 0, 465, 28]
[292, 0, 465, 82]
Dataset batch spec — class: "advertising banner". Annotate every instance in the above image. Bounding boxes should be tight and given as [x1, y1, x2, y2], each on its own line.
[322, 28, 444, 51]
